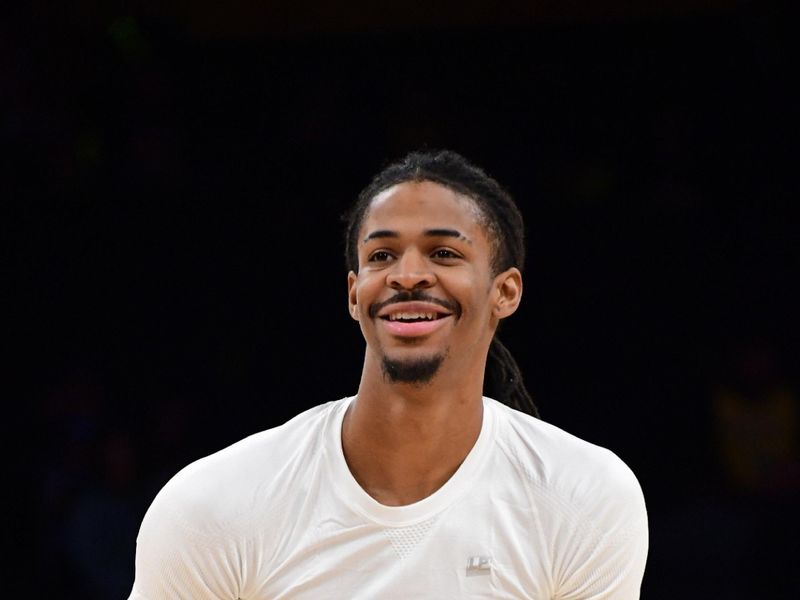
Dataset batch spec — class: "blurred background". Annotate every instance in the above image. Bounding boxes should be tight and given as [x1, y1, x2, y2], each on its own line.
[6, 0, 797, 597]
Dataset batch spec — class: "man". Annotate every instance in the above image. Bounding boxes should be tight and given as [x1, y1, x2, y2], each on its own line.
[129, 150, 648, 599]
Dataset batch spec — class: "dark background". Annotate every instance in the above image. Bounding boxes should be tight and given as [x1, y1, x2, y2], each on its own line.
[7, 1, 797, 598]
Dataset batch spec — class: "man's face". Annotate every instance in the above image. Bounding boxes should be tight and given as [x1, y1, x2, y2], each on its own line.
[347, 181, 520, 385]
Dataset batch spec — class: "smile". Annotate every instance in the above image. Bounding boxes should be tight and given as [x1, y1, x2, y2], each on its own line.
[376, 302, 454, 338]
[380, 315, 452, 337]
[383, 311, 443, 322]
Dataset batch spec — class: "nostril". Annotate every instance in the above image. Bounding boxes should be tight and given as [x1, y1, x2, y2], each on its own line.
[389, 280, 434, 291]
[387, 272, 435, 290]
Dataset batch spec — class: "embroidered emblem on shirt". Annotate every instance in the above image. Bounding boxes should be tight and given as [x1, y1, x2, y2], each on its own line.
[466, 555, 492, 576]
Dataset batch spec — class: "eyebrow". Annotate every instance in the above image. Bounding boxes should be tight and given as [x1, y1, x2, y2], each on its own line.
[362, 228, 471, 243]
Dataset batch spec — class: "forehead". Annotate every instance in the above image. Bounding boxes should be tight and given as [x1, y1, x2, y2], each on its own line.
[361, 181, 487, 238]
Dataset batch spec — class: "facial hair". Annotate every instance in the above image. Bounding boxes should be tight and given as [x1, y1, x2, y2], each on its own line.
[381, 353, 444, 385]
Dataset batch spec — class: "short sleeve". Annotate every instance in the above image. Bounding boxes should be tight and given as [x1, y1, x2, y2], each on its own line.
[554, 454, 649, 599]
[128, 480, 243, 600]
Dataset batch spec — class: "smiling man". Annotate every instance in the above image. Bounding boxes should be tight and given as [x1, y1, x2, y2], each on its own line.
[129, 150, 648, 599]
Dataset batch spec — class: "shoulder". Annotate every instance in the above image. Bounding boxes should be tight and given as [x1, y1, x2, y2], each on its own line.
[488, 400, 648, 596]
[144, 399, 347, 537]
[489, 399, 646, 525]
[131, 400, 351, 597]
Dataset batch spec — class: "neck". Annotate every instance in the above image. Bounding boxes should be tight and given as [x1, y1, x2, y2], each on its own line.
[341, 353, 486, 506]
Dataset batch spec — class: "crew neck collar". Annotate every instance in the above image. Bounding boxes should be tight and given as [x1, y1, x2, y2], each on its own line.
[325, 396, 496, 527]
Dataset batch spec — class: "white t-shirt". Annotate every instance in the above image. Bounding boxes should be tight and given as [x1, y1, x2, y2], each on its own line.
[130, 397, 648, 599]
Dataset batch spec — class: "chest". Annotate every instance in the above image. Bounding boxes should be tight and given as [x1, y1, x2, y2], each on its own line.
[245, 491, 556, 599]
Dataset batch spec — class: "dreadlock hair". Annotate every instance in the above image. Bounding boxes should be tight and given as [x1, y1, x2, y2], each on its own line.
[342, 149, 540, 418]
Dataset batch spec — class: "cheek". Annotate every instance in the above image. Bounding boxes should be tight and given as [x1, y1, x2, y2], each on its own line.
[354, 274, 381, 308]
[464, 281, 495, 317]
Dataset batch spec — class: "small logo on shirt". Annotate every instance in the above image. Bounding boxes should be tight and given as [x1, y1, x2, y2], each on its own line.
[466, 555, 492, 577]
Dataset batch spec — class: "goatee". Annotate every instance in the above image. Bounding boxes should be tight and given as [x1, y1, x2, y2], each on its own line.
[381, 354, 444, 385]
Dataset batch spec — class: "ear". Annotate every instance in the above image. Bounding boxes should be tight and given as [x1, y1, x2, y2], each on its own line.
[492, 267, 522, 319]
[347, 271, 360, 321]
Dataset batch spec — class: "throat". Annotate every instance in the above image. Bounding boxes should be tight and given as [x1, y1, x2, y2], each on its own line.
[360, 467, 461, 506]
[340, 394, 484, 506]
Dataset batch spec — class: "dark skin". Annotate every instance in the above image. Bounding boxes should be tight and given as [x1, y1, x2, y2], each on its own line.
[344, 181, 522, 506]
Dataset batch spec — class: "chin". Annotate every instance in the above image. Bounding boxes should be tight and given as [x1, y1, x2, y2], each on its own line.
[381, 353, 444, 385]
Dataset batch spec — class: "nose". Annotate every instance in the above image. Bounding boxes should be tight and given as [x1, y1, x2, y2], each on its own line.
[386, 250, 437, 290]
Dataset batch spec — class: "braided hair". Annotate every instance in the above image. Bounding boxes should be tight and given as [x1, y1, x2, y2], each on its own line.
[343, 149, 539, 418]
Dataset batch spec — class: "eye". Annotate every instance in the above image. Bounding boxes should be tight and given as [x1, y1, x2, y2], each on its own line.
[368, 250, 394, 262]
[432, 248, 461, 260]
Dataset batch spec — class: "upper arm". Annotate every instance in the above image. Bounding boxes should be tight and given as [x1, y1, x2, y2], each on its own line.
[554, 458, 649, 599]
[129, 486, 243, 600]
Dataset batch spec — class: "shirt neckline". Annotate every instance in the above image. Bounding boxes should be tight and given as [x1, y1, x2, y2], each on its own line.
[325, 396, 496, 527]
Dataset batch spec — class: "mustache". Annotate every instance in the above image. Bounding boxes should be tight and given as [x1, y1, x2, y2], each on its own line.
[368, 290, 461, 319]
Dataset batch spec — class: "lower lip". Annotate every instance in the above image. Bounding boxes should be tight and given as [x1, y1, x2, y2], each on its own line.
[381, 316, 451, 337]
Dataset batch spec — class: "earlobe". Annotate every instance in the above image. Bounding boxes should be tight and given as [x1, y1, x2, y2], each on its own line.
[494, 267, 523, 319]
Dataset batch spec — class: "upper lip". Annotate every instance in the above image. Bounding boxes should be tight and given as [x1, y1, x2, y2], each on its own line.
[376, 301, 453, 320]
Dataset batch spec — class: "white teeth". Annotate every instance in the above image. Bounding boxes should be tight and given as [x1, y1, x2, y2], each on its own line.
[388, 312, 436, 321]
